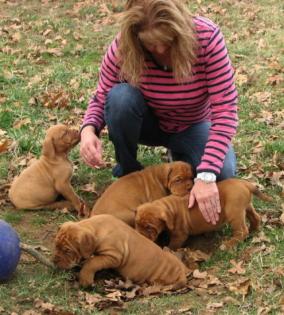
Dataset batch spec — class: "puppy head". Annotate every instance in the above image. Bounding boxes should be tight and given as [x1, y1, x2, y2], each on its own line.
[42, 124, 79, 159]
[53, 221, 96, 269]
[165, 161, 194, 196]
[135, 203, 169, 241]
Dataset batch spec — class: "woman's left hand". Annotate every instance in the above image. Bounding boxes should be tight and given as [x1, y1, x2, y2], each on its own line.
[188, 180, 221, 225]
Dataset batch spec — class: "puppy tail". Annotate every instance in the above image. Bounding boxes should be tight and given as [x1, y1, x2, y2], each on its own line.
[244, 181, 272, 202]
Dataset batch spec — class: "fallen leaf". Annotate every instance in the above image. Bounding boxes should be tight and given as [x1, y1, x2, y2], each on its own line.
[280, 212, 284, 225]
[206, 302, 224, 310]
[252, 91, 272, 104]
[0, 139, 10, 153]
[140, 284, 162, 296]
[13, 117, 31, 129]
[193, 269, 207, 279]
[252, 231, 271, 244]
[257, 306, 272, 315]
[22, 311, 41, 315]
[228, 260, 246, 275]
[228, 277, 251, 297]
[34, 298, 55, 312]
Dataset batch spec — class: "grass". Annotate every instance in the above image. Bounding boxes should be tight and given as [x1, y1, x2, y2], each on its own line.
[0, 0, 283, 314]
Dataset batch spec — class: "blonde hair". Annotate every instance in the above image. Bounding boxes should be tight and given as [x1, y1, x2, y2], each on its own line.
[118, 0, 198, 86]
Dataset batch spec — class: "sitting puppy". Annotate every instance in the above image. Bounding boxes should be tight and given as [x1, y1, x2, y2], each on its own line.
[9, 124, 88, 217]
[91, 161, 193, 226]
[53, 214, 188, 289]
[135, 179, 271, 250]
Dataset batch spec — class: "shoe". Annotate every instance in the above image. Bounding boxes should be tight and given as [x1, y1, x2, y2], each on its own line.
[112, 164, 124, 178]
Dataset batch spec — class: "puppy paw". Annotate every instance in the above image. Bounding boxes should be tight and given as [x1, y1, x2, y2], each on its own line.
[79, 271, 94, 288]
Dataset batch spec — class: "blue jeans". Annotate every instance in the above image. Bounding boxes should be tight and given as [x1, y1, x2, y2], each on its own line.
[105, 83, 236, 180]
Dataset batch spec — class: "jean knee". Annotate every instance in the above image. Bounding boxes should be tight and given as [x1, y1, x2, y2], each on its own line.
[105, 83, 145, 121]
[218, 146, 237, 180]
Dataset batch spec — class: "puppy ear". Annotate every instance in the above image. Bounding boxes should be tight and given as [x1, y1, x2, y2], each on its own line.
[160, 208, 174, 231]
[42, 135, 56, 159]
[163, 163, 173, 190]
[188, 163, 194, 179]
[78, 231, 96, 259]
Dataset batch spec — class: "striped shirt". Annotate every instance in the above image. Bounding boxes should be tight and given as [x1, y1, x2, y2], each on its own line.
[82, 16, 238, 175]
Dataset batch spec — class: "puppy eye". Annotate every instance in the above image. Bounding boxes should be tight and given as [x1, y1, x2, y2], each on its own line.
[175, 178, 183, 183]
[60, 130, 68, 139]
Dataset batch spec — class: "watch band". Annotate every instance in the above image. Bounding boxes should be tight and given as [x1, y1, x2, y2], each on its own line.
[194, 172, 217, 184]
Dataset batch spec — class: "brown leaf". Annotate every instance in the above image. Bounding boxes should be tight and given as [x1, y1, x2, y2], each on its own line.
[206, 302, 224, 310]
[222, 296, 240, 305]
[280, 212, 284, 225]
[44, 48, 64, 57]
[236, 73, 249, 86]
[273, 266, 284, 277]
[39, 88, 70, 108]
[228, 260, 246, 275]
[22, 311, 41, 315]
[252, 91, 272, 104]
[105, 290, 122, 299]
[193, 269, 207, 279]
[84, 292, 104, 305]
[34, 298, 55, 312]
[0, 138, 10, 153]
[228, 277, 251, 296]
[80, 183, 98, 194]
[0, 94, 6, 105]
[257, 307, 272, 315]
[11, 32, 21, 43]
[13, 117, 31, 129]
[140, 284, 162, 296]
[267, 74, 283, 86]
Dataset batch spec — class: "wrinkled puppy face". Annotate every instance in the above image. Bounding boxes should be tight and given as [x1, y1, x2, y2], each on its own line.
[53, 222, 95, 269]
[45, 124, 79, 155]
[135, 204, 165, 241]
[167, 161, 194, 196]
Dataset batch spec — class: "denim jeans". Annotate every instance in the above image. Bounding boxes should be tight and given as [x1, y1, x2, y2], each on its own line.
[105, 83, 237, 179]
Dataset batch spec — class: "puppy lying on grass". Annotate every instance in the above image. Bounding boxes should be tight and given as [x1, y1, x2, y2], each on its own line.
[53, 214, 188, 289]
[135, 179, 271, 250]
[9, 124, 89, 217]
[91, 161, 193, 226]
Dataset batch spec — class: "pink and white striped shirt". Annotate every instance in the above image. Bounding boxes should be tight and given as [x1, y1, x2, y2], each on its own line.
[82, 16, 238, 175]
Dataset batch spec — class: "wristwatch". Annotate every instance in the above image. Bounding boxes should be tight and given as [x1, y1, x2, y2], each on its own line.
[194, 172, 216, 184]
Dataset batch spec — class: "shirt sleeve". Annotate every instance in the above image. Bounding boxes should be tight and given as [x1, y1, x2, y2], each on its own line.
[197, 27, 238, 175]
[81, 37, 121, 135]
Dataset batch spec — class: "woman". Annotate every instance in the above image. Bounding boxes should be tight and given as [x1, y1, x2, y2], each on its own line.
[80, 0, 238, 225]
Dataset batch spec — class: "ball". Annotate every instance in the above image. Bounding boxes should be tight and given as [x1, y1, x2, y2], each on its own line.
[0, 219, 21, 281]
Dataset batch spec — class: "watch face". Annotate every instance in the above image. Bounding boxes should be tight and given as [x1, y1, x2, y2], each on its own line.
[205, 173, 214, 181]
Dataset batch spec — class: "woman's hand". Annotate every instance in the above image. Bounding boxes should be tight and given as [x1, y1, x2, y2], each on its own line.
[188, 180, 221, 225]
[80, 126, 104, 168]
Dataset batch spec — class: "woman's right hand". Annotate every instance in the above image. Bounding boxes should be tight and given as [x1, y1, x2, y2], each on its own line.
[80, 126, 104, 168]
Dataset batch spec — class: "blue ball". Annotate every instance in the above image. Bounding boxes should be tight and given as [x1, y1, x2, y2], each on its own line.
[0, 219, 21, 281]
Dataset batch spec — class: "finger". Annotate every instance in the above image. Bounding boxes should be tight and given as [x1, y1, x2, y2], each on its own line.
[215, 197, 221, 214]
[199, 201, 211, 223]
[81, 155, 98, 168]
[188, 192, 195, 208]
[204, 201, 216, 225]
[210, 199, 219, 223]
[84, 146, 103, 165]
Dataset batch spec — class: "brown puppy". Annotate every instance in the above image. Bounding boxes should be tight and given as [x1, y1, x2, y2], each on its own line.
[9, 124, 88, 217]
[135, 179, 271, 250]
[91, 161, 194, 226]
[53, 214, 188, 288]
